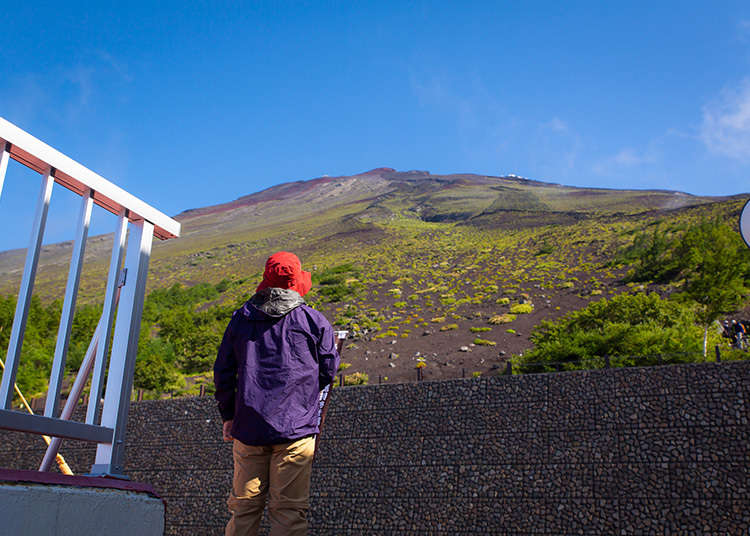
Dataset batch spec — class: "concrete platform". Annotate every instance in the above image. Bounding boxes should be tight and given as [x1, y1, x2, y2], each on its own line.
[0, 469, 165, 535]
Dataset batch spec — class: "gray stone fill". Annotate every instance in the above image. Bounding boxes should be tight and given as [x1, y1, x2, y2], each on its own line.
[0, 361, 747, 534]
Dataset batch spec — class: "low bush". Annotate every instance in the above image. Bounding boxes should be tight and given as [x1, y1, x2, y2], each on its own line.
[373, 330, 398, 339]
[509, 303, 534, 314]
[516, 292, 712, 370]
[344, 372, 369, 385]
[489, 314, 516, 324]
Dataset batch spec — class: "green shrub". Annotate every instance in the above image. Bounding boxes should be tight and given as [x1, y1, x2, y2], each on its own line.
[489, 314, 516, 324]
[517, 292, 711, 370]
[344, 372, 369, 385]
[496, 297, 511, 305]
[313, 263, 363, 303]
[509, 303, 534, 314]
[440, 323, 459, 331]
[470, 327, 492, 333]
[318, 284, 349, 302]
[374, 330, 398, 339]
[473, 338, 496, 346]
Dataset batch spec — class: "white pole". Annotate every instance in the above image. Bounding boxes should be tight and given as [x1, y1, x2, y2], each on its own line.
[0, 171, 54, 409]
[91, 220, 153, 476]
[45, 189, 93, 418]
[86, 210, 128, 425]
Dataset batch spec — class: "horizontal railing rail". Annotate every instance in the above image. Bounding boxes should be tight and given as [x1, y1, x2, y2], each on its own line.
[0, 117, 180, 478]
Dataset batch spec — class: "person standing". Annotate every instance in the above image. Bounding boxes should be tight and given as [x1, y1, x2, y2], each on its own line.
[733, 319, 747, 350]
[214, 252, 340, 535]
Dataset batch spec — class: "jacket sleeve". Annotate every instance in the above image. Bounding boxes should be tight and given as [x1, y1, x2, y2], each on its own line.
[213, 314, 238, 422]
[317, 316, 340, 391]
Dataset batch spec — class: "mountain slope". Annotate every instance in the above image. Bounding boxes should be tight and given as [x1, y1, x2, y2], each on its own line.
[0, 168, 746, 387]
[0, 168, 736, 301]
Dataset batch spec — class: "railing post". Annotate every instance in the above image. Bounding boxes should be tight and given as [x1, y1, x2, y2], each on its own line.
[715, 345, 721, 362]
[46, 189, 93, 418]
[86, 210, 128, 425]
[91, 220, 153, 477]
[505, 361, 512, 375]
[604, 355, 611, 368]
[0, 171, 54, 409]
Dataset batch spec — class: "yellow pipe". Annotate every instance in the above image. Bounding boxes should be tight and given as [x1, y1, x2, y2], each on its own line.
[0, 356, 73, 475]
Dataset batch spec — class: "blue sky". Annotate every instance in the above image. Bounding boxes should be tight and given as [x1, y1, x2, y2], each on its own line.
[1, 1, 750, 252]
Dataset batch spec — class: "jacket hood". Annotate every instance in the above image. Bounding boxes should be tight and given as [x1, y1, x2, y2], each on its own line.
[243, 287, 306, 318]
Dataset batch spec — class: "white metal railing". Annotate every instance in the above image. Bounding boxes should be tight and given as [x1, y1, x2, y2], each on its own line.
[0, 117, 180, 477]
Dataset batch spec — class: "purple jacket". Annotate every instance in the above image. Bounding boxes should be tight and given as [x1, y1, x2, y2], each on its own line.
[213, 288, 340, 445]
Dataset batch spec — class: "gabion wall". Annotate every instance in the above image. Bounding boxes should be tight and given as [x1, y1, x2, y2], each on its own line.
[1, 361, 748, 535]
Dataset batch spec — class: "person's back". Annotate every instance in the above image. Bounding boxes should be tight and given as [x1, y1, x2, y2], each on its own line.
[214, 252, 340, 536]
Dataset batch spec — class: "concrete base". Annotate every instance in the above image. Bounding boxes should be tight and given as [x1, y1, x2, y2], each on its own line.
[0, 470, 164, 536]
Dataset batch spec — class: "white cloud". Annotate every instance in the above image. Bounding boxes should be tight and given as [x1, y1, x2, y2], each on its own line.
[700, 79, 750, 161]
[592, 147, 655, 176]
[613, 148, 651, 166]
[64, 66, 94, 111]
[543, 117, 568, 132]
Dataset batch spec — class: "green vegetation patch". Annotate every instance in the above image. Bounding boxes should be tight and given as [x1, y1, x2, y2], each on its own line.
[515, 292, 719, 371]
[509, 303, 534, 314]
[312, 263, 363, 303]
[343, 372, 369, 385]
[489, 314, 516, 324]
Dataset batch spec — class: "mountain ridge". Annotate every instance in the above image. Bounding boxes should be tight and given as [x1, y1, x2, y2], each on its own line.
[173, 167, 731, 224]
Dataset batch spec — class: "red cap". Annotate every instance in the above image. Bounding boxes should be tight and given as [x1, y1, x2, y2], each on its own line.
[256, 251, 312, 297]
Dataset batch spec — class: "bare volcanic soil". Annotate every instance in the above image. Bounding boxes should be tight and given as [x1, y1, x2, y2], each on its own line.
[317, 269, 630, 385]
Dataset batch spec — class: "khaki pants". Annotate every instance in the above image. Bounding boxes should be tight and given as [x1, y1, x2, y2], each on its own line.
[225, 436, 315, 536]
